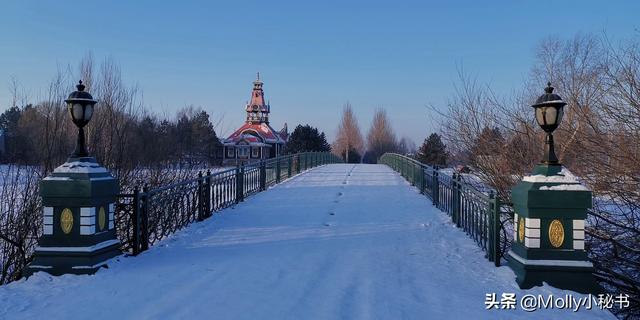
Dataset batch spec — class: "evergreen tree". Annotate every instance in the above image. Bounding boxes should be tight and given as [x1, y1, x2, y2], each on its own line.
[416, 133, 448, 166]
[190, 110, 222, 164]
[175, 107, 222, 165]
[0, 106, 22, 161]
[285, 124, 331, 154]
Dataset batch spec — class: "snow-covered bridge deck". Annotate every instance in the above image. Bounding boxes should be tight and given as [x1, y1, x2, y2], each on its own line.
[0, 164, 613, 319]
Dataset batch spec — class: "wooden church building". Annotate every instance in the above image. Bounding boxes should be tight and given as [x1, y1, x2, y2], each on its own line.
[222, 74, 288, 165]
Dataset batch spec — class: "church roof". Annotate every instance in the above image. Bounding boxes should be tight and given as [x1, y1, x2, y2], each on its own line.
[226, 122, 287, 144]
[225, 73, 288, 146]
[223, 132, 270, 147]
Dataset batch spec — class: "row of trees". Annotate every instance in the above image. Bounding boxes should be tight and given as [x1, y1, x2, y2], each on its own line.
[0, 104, 223, 167]
[332, 104, 421, 163]
[0, 56, 225, 186]
[436, 33, 640, 317]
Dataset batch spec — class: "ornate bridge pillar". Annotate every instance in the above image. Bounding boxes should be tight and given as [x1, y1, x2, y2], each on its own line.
[506, 83, 599, 293]
[26, 81, 121, 276]
[26, 158, 121, 276]
[507, 164, 598, 293]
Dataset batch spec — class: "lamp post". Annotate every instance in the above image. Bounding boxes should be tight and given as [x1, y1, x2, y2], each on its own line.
[26, 80, 121, 276]
[531, 82, 566, 167]
[506, 82, 599, 294]
[65, 80, 96, 158]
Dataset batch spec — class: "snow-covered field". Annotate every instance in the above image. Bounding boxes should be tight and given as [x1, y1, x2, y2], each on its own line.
[0, 164, 614, 319]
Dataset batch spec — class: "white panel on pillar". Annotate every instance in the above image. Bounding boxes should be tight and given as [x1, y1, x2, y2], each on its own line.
[525, 237, 540, 248]
[80, 225, 95, 235]
[525, 228, 540, 238]
[80, 207, 96, 217]
[525, 218, 540, 228]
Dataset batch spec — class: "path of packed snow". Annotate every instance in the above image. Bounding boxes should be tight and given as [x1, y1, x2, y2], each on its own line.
[0, 164, 614, 319]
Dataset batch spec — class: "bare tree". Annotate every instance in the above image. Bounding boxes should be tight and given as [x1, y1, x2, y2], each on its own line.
[436, 33, 640, 317]
[333, 103, 364, 163]
[364, 108, 397, 163]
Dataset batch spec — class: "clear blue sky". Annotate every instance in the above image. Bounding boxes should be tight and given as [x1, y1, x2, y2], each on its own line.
[1, 0, 638, 143]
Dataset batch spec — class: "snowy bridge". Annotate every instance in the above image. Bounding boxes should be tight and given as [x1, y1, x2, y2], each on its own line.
[0, 164, 612, 319]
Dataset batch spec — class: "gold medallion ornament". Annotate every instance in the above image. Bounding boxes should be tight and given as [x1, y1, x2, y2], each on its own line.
[548, 219, 565, 248]
[518, 217, 525, 243]
[98, 207, 106, 231]
[60, 208, 73, 234]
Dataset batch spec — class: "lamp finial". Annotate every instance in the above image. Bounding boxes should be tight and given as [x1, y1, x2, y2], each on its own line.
[545, 82, 553, 94]
[76, 80, 85, 92]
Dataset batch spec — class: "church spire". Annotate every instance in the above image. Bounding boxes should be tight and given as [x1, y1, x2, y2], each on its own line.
[246, 73, 270, 124]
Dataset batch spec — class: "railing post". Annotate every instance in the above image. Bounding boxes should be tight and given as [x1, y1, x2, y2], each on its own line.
[404, 158, 408, 179]
[411, 162, 416, 186]
[132, 186, 140, 256]
[296, 155, 301, 174]
[236, 165, 244, 203]
[275, 158, 281, 184]
[288, 155, 293, 177]
[141, 185, 149, 252]
[489, 191, 501, 266]
[453, 173, 461, 227]
[206, 169, 212, 218]
[432, 166, 439, 206]
[197, 171, 204, 221]
[260, 160, 267, 190]
[419, 165, 426, 194]
[304, 153, 308, 170]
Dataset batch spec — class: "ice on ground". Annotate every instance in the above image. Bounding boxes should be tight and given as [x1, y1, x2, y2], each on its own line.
[0, 164, 613, 320]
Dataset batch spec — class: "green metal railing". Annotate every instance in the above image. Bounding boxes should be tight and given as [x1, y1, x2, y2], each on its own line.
[379, 153, 504, 266]
[116, 152, 342, 255]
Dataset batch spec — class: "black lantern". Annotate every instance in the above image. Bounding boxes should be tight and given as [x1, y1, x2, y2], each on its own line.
[65, 80, 97, 158]
[531, 82, 566, 165]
